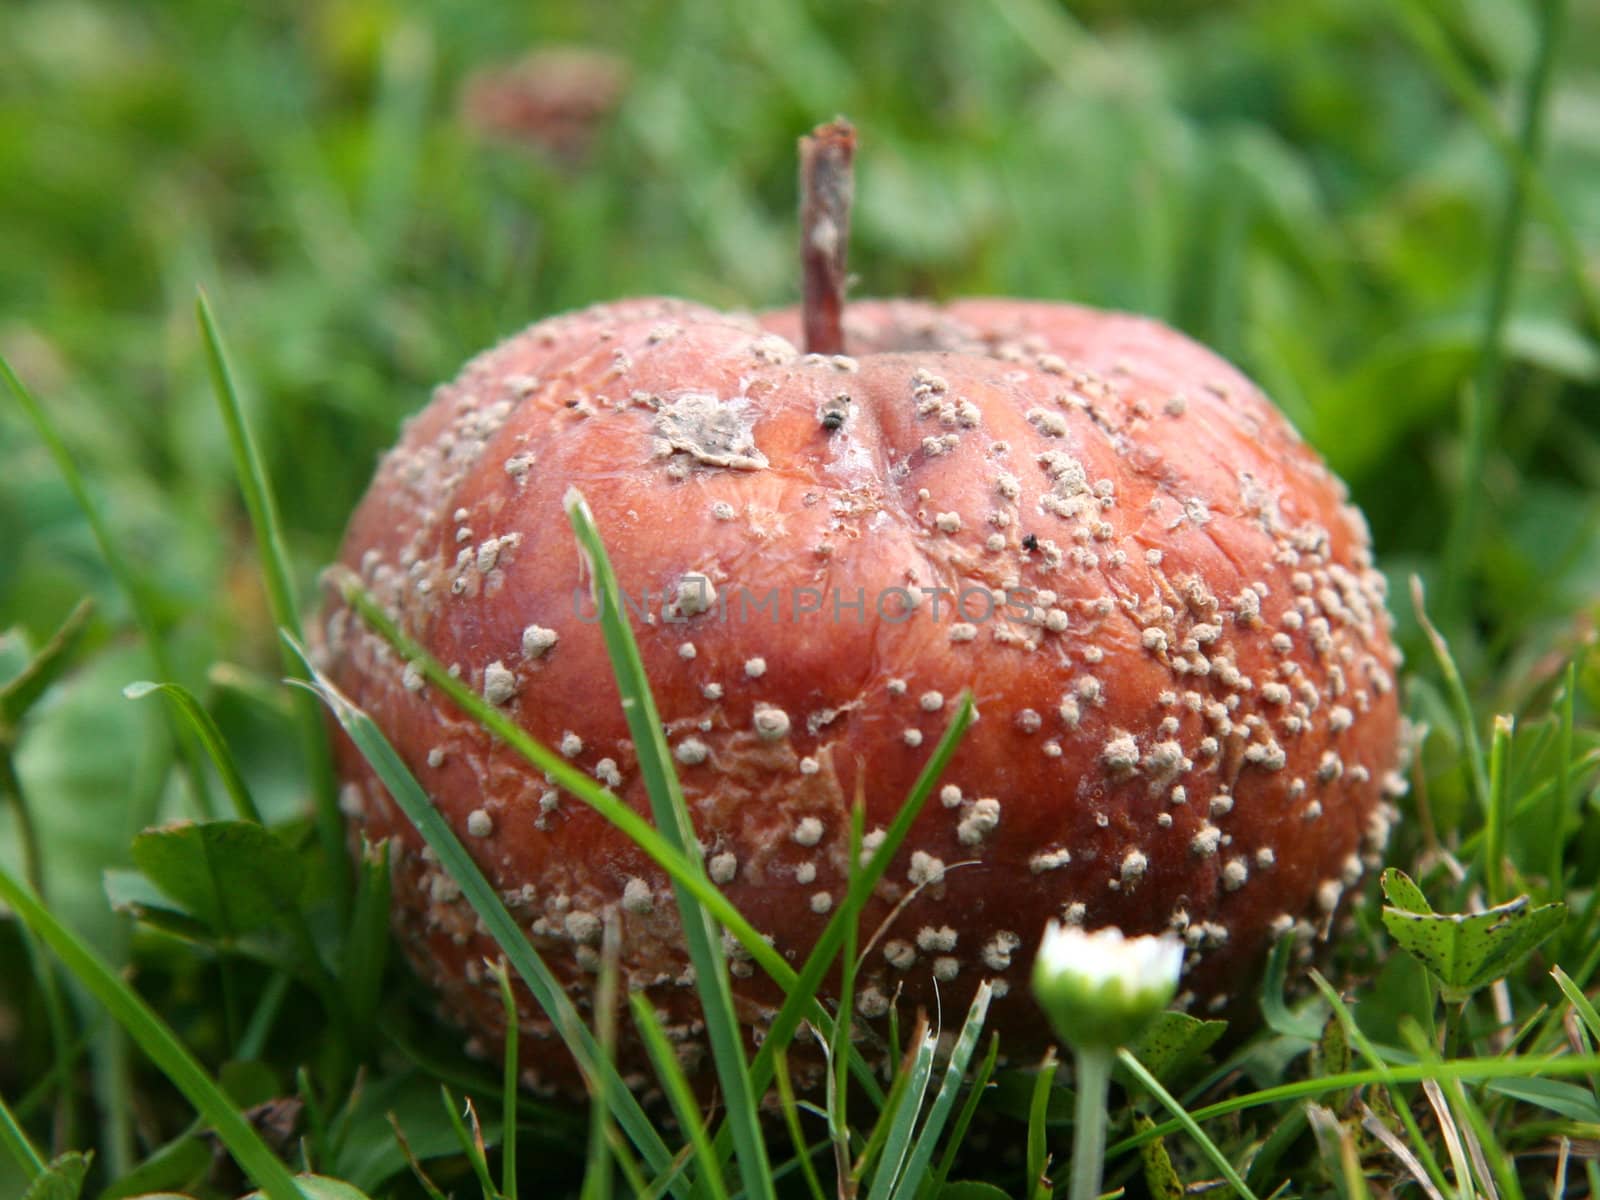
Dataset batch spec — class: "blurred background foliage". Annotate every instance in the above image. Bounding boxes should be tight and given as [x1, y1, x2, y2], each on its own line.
[0, 0, 1598, 1190]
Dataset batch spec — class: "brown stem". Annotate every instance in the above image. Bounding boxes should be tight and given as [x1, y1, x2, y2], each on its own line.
[798, 117, 856, 356]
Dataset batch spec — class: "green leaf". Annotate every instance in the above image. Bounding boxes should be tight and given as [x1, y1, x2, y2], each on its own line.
[218, 1060, 280, 1110]
[1134, 1115, 1184, 1200]
[97, 1132, 211, 1199]
[131, 820, 306, 937]
[1117, 1049, 1260, 1200]
[0, 864, 309, 1200]
[1259, 934, 1325, 1041]
[0, 598, 94, 731]
[1485, 1076, 1600, 1123]
[987, 1069, 1074, 1127]
[1122, 1011, 1226, 1085]
[1315, 1009, 1351, 1079]
[22, 1153, 91, 1200]
[243, 1176, 373, 1200]
[102, 868, 211, 942]
[122, 681, 263, 825]
[1379, 868, 1432, 915]
[937, 1185, 1013, 1200]
[1381, 892, 1567, 1000]
[325, 1071, 499, 1194]
[338, 838, 392, 1043]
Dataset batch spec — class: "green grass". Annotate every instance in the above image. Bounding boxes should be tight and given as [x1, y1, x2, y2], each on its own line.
[3, 0, 1600, 1196]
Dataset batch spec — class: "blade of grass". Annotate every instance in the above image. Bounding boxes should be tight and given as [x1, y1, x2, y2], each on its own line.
[339, 839, 392, 1049]
[332, 573, 893, 1100]
[494, 962, 518, 1200]
[823, 799, 867, 1181]
[123, 681, 264, 824]
[1412, 576, 1490, 815]
[0, 1091, 43, 1180]
[238, 972, 293, 1062]
[582, 915, 621, 1200]
[852, 1017, 925, 1191]
[888, 980, 993, 1200]
[1, 356, 215, 818]
[820, 1022, 851, 1194]
[1387, 0, 1596, 335]
[285, 647, 681, 1192]
[1455, 748, 1600, 862]
[924, 1032, 1000, 1198]
[1110, 1051, 1600, 1158]
[1115, 1048, 1258, 1200]
[387, 1114, 450, 1200]
[865, 1021, 939, 1200]
[0, 752, 75, 1148]
[0, 609, 85, 1145]
[1485, 715, 1513, 906]
[295, 1067, 334, 1175]
[0, 595, 95, 730]
[1555, 662, 1576, 900]
[773, 1051, 828, 1200]
[440, 1088, 497, 1200]
[1023, 1047, 1057, 1200]
[1551, 966, 1600, 1046]
[711, 692, 978, 1176]
[563, 487, 774, 1200]
[1447, 1079, 1518, 1200]
[1305, 971, 1450, 1198]
[748, 690, 976, 1095]
[630, 993, 730, 1200]
[197, 292, 347, 908]
[1357, 1102, 1447, 1200]
[1399, 1021, 1505, 1200]
[1436, 0, 1569, 627]
[1305, 1104, 1370, 1200]
[0, 862, 307, 1200]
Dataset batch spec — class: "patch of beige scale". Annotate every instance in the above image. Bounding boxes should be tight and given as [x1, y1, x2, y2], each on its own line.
[319, 295, 1403, 1092]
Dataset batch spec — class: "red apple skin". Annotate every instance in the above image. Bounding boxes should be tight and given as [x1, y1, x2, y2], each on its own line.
[320, 296, 1402, 1092]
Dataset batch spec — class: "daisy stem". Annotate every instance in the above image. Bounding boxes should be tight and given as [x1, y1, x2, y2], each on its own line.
[1069, 1044, 1113, 1200]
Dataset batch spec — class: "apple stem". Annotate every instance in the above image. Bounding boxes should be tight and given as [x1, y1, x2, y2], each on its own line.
[798, 117, 856, 357]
